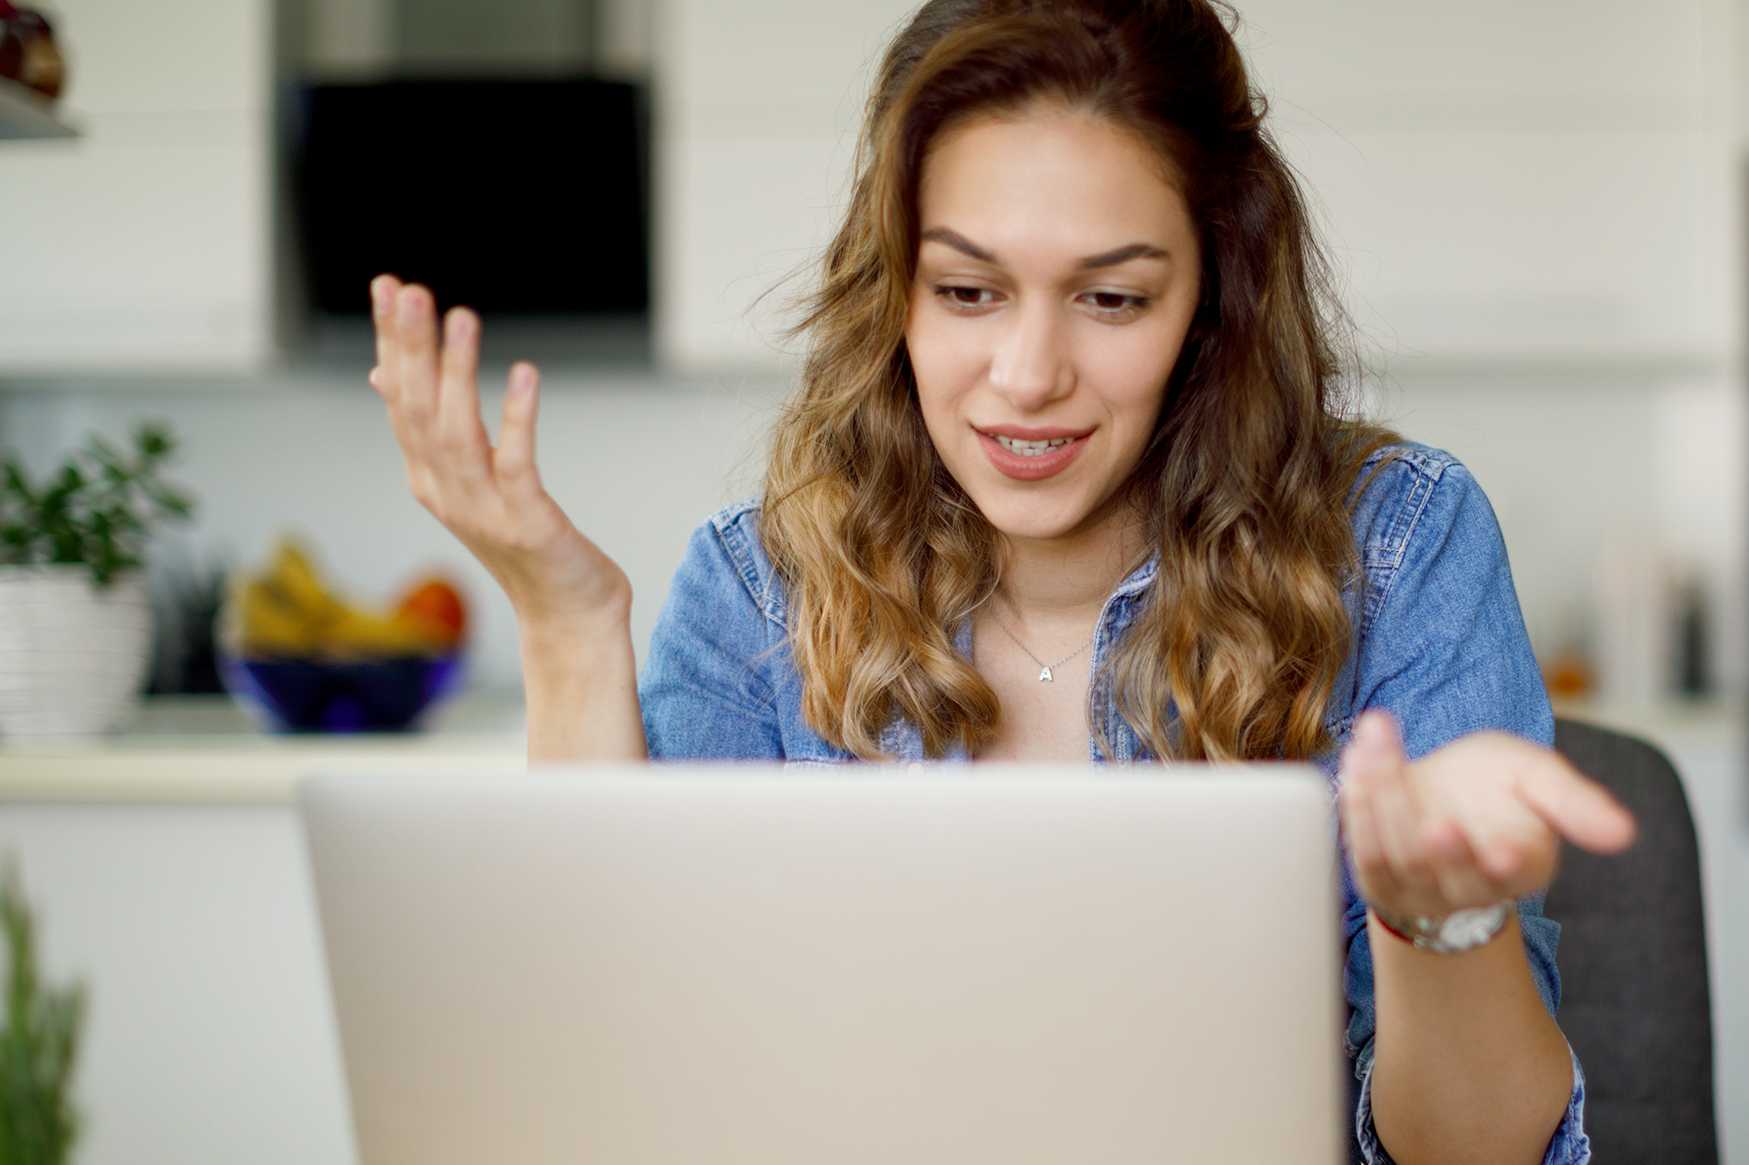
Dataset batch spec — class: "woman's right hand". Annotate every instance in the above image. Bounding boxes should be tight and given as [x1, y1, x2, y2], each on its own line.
[368, 274, 630, 628]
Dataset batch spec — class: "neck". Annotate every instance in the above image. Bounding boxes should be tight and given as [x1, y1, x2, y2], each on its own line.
[992, 501, 1149, 628]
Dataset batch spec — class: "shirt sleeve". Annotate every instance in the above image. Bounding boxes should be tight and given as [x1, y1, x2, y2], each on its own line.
[637, 517, 787, 760]
[1324, 458, 1592, 1164]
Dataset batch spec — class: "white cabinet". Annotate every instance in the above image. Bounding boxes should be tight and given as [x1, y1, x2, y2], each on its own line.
[0, 689, 526, 1165]
[0, 0, 277, 373]
[655, 0, 1740, 370]
[653, 0, 918, 371]
[0, 804, 355, 1165]
[1235, 0, 1739, 364]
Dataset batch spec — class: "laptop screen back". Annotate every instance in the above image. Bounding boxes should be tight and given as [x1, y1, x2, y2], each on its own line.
[300, 764, 1348, 1164]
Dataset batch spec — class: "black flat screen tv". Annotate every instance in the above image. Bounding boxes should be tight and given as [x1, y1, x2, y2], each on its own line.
[289, 76, 648, 318]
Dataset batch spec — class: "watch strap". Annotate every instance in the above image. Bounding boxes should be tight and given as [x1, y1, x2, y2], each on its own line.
[1370, 899, 1514, 955]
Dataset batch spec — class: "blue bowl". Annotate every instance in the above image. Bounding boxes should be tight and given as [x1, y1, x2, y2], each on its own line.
[218, 650, 467, 734]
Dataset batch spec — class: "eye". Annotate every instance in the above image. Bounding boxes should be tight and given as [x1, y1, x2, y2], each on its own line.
[1082, 291, 1150, 320]
[934, 284, 1000, 311]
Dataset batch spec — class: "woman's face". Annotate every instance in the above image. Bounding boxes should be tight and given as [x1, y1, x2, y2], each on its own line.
[905, 103, 1203, 547]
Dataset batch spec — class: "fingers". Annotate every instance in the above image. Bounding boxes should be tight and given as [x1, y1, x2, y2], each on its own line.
[439, 306, 480, 413]
[494, 362, 543, 495]
[436, 306, 490, 487]
[395, 284, 441, 431]
[369, 274, 402, 398]
[367, 277, 495, 512]
[1340, 712, 1417, 908]
[1342, 718, 1514, 917]
[1338, 750, 1402, 907]
[1354, 713, 1434, 891]
[1514, 753, 1639, 855]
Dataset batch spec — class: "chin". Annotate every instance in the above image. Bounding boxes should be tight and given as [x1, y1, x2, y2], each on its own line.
[968, 488, 1095, 543]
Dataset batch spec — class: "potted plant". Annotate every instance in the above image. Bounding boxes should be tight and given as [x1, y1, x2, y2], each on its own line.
[0, 421, 196, 739]
[0, 857, 87, 1165]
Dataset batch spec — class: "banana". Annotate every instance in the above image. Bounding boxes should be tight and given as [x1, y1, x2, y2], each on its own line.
[225, 577, 322, 657]
[318, 605, 450, 659]
[223, 536, 454, 660]
[268, 537, 347, 629]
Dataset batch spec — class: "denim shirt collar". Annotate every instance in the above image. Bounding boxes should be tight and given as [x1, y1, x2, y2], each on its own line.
[876, 551, 1163, 765]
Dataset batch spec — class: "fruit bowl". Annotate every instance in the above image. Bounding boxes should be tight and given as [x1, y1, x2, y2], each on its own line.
[217, 648, 466, 734]
[214, 534, 474, 733]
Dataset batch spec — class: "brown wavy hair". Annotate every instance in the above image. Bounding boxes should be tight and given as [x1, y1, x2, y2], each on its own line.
[759, 0, 1404, 762]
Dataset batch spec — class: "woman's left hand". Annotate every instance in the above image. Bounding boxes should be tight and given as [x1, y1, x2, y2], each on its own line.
[1337, 709, 1639, 921]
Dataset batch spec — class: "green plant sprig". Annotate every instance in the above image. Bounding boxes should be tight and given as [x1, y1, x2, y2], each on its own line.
[0, 421, 197, 592]
[0, 858, 86, 1165]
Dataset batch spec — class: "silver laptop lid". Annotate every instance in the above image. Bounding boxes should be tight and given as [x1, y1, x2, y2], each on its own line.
[300, 764, 1347, 1164]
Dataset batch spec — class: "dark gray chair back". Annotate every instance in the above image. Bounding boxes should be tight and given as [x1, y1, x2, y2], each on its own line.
[1545, 717, 1718, 1163]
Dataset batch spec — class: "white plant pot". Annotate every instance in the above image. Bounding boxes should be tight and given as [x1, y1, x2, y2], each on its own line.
[0, 564, 154, 740]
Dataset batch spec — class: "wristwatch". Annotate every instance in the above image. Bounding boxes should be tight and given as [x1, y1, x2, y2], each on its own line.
[1370, 899, 1515, 954]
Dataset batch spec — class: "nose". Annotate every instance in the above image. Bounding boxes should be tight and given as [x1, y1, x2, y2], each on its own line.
[988, 299, 1073, 410]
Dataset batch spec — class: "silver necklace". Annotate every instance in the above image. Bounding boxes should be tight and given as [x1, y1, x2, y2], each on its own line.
[986, 610, 1093, 683]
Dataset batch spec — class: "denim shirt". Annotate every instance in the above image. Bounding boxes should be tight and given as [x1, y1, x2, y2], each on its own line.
[638, 440, 1591, 1164]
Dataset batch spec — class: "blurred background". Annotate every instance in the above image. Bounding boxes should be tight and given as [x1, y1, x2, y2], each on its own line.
[0, 1, 1743, 1162]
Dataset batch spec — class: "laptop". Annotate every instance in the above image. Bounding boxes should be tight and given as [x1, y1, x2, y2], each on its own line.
[298, 763, 1349, 1164]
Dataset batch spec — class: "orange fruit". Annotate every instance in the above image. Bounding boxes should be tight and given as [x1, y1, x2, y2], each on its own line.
[395, 577, 468, 646]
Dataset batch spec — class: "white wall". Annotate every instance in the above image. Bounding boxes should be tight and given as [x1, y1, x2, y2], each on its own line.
[1241, 0, 1740, 361]
[652, 0, 919, 371]
[0, 0, 277, 372]
[655, 0, 1743, 368]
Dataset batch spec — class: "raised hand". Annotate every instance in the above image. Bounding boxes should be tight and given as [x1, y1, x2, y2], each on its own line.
[367, 275, 630, 627]
[1337, 710, 1638, 921]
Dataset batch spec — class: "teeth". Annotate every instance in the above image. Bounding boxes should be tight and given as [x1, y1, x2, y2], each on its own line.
[994, 434, 1075, 456]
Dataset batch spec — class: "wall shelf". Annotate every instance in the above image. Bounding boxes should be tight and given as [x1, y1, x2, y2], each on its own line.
[0, 75, 76, 140]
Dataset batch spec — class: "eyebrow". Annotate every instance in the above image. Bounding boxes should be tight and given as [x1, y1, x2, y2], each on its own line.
[919, 226, 1169, 270]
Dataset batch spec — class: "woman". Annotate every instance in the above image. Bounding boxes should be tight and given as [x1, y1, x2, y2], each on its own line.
[364, 2, 1636, 1161]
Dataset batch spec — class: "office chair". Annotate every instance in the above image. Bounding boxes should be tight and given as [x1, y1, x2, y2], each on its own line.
[1544, 717, 1719, 1163]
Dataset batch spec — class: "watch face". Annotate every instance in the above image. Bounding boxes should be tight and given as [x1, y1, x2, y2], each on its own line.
[1439, 903, 1508, 948]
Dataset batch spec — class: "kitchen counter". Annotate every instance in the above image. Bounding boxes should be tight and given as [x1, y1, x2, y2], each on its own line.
[0, 685, 1738, 806]
[0, 686, 528, 803]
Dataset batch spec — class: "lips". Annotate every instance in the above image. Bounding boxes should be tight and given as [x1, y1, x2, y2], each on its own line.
[975, 423, 1096, 441]
[975, 426, 1092, 482]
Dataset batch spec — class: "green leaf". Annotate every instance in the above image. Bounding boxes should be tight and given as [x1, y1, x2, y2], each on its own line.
[99, 505, 144, 534]
[46, 532, 81, 564]
[140, 483, 194, 520]
[87, 436, 129, 473]
[136, 425, 172, 460]
[0, 858, 85, 1164]
[0, 424, 191, 595]
[1, 461, 36, 509]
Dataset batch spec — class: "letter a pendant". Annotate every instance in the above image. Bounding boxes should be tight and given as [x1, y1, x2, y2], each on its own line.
[1038, 666, 1053, 683]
